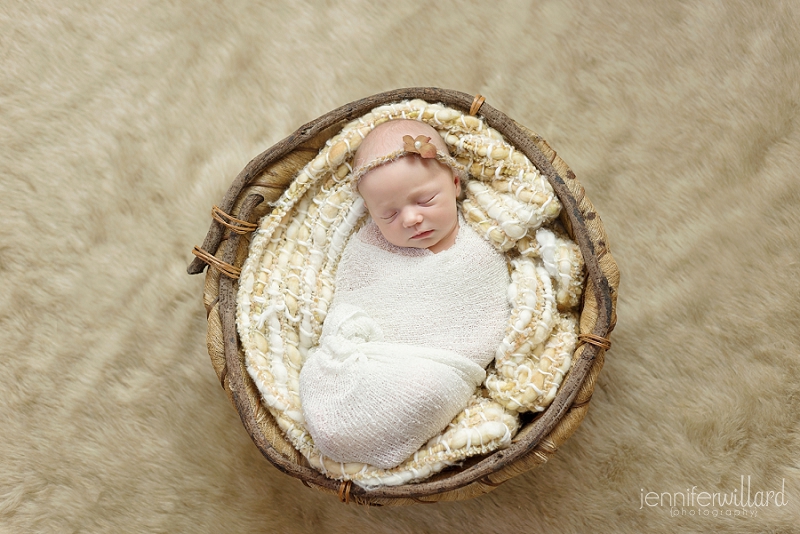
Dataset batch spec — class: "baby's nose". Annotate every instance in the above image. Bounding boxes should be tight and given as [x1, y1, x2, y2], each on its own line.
[401, 208, 423, 227]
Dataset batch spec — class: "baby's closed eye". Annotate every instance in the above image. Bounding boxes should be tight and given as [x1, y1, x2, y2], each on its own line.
[419, 195, 436, 206]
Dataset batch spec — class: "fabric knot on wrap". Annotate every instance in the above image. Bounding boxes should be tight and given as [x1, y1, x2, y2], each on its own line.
[319, 305, 383, 361]
[299, 303, 487, 470]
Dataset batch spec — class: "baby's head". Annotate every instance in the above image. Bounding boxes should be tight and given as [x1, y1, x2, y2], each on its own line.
[353, 120, 463, 253]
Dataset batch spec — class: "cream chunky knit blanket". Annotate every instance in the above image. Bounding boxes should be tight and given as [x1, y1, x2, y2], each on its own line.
[299, 218, 510, 469]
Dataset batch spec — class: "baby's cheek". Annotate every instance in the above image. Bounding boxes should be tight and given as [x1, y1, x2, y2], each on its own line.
[375, 221, 391, 236]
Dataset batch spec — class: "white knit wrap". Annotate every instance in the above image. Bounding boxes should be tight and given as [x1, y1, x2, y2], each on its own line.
[299, 218, 510, 469]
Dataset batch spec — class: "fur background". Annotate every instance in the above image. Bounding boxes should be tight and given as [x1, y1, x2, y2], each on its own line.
[2, 1, 798, 532]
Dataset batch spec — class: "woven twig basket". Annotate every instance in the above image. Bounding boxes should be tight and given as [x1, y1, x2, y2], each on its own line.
[188, 88, 619, 506]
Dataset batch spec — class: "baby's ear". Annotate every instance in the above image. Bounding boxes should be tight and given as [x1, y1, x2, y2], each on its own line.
[453, 175, 462, 196]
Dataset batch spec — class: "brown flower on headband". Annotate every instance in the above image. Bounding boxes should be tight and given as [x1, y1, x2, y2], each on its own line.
[403, 135, 438, 159]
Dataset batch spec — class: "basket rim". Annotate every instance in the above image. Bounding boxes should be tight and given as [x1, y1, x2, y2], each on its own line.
[189, 87, 618, 502]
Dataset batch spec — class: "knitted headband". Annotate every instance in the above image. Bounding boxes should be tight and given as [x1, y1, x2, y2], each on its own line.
[352, 134, 467, 187]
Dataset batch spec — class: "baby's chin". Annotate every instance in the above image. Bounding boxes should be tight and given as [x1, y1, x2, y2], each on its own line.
[397, 224, 458, 252]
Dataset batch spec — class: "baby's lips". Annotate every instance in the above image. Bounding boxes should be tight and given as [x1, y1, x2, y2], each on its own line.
[412, 229, 434, 239]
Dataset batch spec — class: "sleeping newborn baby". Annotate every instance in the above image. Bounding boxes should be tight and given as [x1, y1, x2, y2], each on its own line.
[299, 120, 511, 470]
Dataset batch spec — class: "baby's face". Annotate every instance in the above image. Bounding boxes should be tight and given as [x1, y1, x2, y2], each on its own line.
[358, 155, 461, 253]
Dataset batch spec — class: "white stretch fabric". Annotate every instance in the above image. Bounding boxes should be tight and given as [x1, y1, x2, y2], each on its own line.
[299, 217, 511, 469]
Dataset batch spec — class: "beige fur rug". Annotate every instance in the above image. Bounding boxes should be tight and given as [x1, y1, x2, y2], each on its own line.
[2, 1, 798, 532]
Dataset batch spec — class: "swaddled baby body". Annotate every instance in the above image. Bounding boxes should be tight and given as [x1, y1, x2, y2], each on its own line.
[299, 120, 511, 469]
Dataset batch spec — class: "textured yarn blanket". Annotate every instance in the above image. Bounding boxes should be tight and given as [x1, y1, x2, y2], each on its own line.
[3, 1, 798, 532]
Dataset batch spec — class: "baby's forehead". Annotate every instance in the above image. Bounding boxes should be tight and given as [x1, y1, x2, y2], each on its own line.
[353, 119, 448, 168]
